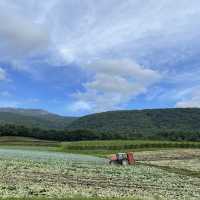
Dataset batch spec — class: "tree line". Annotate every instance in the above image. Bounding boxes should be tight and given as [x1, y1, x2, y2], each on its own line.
[0, 124, 200, 142]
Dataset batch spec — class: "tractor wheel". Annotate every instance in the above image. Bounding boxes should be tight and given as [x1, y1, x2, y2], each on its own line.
[122, 159, 129, 166]
[109, 160, 118, 165]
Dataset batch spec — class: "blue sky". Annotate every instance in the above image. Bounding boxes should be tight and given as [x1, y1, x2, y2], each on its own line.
[0, 0, 200, 116]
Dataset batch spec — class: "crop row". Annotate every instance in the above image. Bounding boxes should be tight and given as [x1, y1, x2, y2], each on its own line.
[0, 148, 200, 200]
[142, 158, 200, 172]
[62, 140, 200, 151]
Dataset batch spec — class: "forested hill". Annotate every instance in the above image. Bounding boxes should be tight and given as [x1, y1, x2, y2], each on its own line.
[0, 108, 77, 129]
[0, 108, 200, 141]
[68, 108, 200, 140]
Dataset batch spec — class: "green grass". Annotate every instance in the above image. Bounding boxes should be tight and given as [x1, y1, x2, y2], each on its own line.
[0, 136, 59, 146]
[0, 136, 60, 152]
[61, 140, 200, 156]
[141, 162, 200, 178]
[1, 137, 200, 157]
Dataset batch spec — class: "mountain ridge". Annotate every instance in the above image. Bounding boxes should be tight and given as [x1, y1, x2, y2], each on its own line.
[68, 108, 200, 138]
[0, 107, 200, 141]
[0, 107, 77, 129]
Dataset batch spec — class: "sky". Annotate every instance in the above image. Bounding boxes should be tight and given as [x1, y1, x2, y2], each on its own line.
[0, 0, 200, 116]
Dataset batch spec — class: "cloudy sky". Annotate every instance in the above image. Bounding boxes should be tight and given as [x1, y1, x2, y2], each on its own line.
[0, 0, 200, 116]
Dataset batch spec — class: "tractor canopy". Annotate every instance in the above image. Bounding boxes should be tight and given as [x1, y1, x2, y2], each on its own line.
[116, 153, 127, 160]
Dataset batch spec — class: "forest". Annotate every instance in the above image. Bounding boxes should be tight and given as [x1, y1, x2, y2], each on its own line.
[0, 123, 199, 142]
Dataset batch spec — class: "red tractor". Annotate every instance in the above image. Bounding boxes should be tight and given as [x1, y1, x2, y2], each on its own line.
[109, 152, 135, 166]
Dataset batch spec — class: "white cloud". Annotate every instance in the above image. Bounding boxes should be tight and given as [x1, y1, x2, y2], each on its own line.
[176, 87, 200, 108]
[1, 0, 200, 67]
[0, 68, 6, 81]
[1, 0, 200, 114]
[0, 14, 48, 54]
[48, 0, 200, 65]
[0, 0, 200, 65]
[72, 59, 161, 113]
[86, 59, 160, 82]
[0, 1, 49, 62]
[70, 101, 91, 112]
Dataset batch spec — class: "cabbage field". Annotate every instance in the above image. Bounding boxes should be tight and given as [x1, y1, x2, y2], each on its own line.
[0, 148, 200, 200]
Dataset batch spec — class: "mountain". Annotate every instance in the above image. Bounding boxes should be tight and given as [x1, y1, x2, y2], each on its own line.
[0, 108, 51, 116]
[0, 107, 200, 141]
[68, 108, 200, 138]
[0, 108, 77, 129]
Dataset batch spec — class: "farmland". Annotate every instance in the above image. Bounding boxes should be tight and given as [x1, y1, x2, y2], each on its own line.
[0, 141, 200, 200]
[61, 140, 200, 156]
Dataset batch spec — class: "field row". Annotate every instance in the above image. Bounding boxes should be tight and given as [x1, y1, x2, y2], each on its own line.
[0, 148, 200, 200]
[62, 140, 200, 149]
[1, 137, 200, 156]
[61, 140, 200, 156]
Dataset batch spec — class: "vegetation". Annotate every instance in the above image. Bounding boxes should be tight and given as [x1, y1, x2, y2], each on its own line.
[1, 108, 200, 142]
[0, 136, 59, 148]
[0, 108, 77, 129]
[1, 123, 200, 142]
[68, 108, 200, 141]
[1, 108, 200, 200]
[0, 148, 199, 200]
[62, 140, 200, 150]
[1, 136, 200, 157]
[61, 140, 200, 156]
[138, 149, 200, 178]
[0, 124, 104, 141]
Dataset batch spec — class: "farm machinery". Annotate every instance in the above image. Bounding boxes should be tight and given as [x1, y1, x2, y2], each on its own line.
[109, 152, 135, 166]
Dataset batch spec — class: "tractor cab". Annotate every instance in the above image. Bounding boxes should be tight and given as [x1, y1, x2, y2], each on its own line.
[109, 152, 135, 166]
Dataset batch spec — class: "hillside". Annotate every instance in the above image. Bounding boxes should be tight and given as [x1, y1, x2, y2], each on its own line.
[0, 108, 77, 129]
[1, 107, 200, 141]
[68, 108, 200, 140]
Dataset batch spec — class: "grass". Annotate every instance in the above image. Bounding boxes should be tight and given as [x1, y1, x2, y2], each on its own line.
[0, 136, 59, 146]
[1, 153, 199, 200]
[1, 137, 200, 157]
[0, 137, 200, 200]
[61, 140, 200, 156]
[140, 162, 200, 178]
[0, 136, 60, 152]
